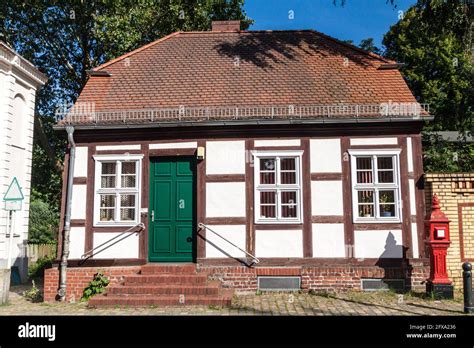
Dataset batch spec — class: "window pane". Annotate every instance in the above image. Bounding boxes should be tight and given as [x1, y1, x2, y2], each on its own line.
[260, 191, 276, 204]
[281, 191, 298, 218]
[281, 171, 296, 184]
[121, 162, 136, 175]
[260, 205, 276, 218]
[120, 208, 135, 221]
[378, 170, 394, 183]
[356, 157, 372, 170]
[99, 194, 115, 222]
[281, 158, 296, 170]
[260, 191, 276, 218]
[379, 190, 396, 217]
[358, 190, 374, 217]
[101, 176, 116, 188]
[260, 158, 276, 185]
[101, 162, 116, 175]
[281, 191, 297, 204]
[120, 194, 136, 207]
[100, 209, 114, 221]
[100, 194, 115, 207]
[356, 158, 373, 183]
[377, 157, 393, 170]
[261, 158, 276, 171]
[260, 172, 275, 185]
[121, 175, 136, 188]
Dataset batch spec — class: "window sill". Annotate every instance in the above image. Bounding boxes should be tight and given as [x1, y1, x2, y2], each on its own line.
[353, 219, 401, 224]
[93, 222, 140, 228]
[254, 220, 303, 225]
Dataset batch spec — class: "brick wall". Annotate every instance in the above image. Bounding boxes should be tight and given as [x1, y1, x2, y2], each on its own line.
[44, 266, 141, 302]
[197, 260, 429, 293]
[425, 173, 474, 287]
[43, 262, 429, 302]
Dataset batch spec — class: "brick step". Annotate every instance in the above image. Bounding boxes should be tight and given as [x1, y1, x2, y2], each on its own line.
[140, 264, 197, 275]
[124, 274, 208, 285]
[88, 292, 233, 308]
[107, 282, 221, 296]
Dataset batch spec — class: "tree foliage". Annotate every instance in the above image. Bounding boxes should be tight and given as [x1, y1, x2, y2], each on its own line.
[383, 0, 474, 133]
[1, 0, 251, 212]
[28, 189, 59, 244]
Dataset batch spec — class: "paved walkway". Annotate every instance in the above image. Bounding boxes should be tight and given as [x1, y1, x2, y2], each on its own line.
[0, 285, 470, 316]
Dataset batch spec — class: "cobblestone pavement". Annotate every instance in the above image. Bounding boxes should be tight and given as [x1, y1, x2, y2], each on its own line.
[0, 285, 471, 316]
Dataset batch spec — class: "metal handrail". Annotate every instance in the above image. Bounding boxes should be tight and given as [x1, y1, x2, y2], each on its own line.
[198, 222, 260, 265]
[80, 222, 145, 262]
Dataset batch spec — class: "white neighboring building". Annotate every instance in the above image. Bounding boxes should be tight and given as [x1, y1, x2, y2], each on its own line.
[0, 40, 47, 281]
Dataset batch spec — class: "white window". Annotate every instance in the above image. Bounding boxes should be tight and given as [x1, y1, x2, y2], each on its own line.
[253, 151, 303, 224]
[349, 149, 401, 223]
[93, 155, 143, 226]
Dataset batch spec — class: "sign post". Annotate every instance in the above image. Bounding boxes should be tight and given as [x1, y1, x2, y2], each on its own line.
[3, 177, 24, 270]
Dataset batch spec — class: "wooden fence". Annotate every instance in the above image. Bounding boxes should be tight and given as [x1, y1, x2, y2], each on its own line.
[27, 244, 56, 265]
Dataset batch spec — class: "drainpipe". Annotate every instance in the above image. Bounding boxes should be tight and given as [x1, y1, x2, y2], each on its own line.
[58, 126, 75, 301]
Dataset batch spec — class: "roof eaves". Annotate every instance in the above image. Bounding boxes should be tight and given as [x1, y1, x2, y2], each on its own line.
[93, 31, 181, 71]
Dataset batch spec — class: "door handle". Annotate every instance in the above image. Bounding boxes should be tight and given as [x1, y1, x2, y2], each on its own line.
[151, 210, 154, 222]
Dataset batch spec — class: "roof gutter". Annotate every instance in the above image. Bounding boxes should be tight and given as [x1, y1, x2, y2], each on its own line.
[58, 126, 75, 301]
[53, 116, 434, 131]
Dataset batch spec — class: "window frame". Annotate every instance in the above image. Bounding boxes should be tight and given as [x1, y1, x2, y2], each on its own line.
[93, 154, 143, 227]
[253, 150, 304, 224]
[349, 149, 402, 223]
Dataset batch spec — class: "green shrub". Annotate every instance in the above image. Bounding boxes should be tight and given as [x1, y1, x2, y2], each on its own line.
[81, 272, 110, 301]
[28, 255, 55, 279]
[28, 191, 59, 244]
[23, 280, 43, 303]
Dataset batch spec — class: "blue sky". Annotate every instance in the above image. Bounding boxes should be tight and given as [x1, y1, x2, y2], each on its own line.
[243, 0, 417, 49]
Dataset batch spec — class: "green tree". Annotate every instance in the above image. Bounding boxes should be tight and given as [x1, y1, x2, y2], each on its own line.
[383, 0, 473, 133]
[28, 190, 59, 244]
[359, 38, 382, 55]
[1, 0, 251, 214]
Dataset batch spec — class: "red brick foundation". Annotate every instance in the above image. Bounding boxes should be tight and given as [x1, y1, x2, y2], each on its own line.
[43, 260, 430, 302]
[44, 266, 141, 302]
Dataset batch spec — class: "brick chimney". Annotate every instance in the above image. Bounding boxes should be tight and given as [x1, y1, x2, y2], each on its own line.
[211, 20, 241, 32]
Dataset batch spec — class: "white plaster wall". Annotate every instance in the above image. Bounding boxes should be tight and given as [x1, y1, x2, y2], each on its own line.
[350, 138, 398, 146]
[312, 223, 345, 257]
[411, 223, 419, 258]
[354, 230, 403, 258]
[311, 181, 343, 215]
[70, 185, 87, 219]
[206, 141, 245, 174]
[407, 137, 414, 173]
[73, 146, 88, 177]
[149, 142, 197, 149]
[254, 139, 300, 147]
[205, 225, 246, 258]
[96, 144, 140, 151]
[255, 230, 303, 257]
[409, 179, 416, 216]
[69, 227, 85, 259]
[206, 182, 246, 217]
[92, 232, 139, 259]
[310, 139, 341, 173]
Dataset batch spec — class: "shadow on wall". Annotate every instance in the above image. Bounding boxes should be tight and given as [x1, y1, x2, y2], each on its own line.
[375, 232, 411, 292]
[197, 228, 252, 267]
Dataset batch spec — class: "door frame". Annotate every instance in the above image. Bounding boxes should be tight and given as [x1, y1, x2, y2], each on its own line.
[148, 155, 197, 262]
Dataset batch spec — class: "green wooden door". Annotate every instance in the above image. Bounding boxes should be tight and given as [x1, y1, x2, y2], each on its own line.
[149, 157, 195, 262]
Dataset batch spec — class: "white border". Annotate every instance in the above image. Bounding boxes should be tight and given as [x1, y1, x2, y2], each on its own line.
[252, 150, 304, 224]
[93, 154, 143, 227]
[348, 149, 402, 223]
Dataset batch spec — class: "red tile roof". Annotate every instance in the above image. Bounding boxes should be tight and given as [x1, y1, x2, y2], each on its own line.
[68, 29, 420, 123]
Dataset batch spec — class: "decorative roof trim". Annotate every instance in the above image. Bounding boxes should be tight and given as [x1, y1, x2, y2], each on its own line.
[0, 41, 48, 85]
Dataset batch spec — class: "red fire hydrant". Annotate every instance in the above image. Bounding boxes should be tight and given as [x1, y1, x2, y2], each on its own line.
[425, 194, 454, 299]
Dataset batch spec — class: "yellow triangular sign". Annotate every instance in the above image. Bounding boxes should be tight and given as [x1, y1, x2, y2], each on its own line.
[3, 177, 24, 201]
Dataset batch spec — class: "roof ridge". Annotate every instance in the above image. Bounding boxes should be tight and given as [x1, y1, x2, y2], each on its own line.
[93, 31, 181, 71]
